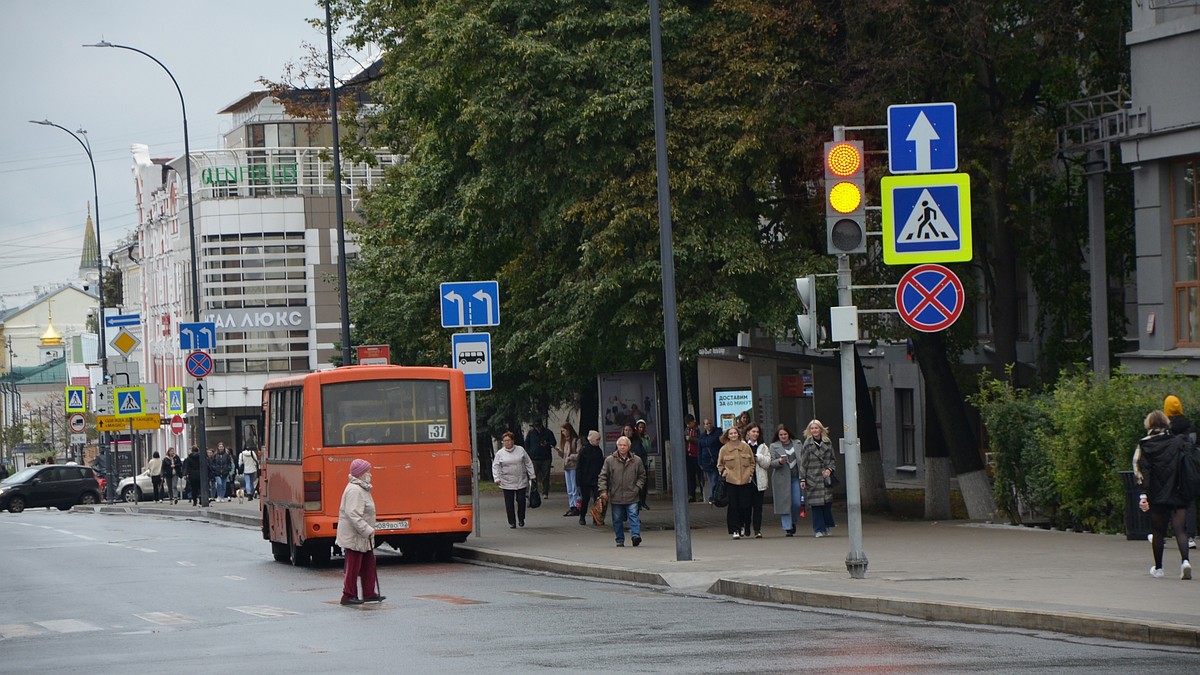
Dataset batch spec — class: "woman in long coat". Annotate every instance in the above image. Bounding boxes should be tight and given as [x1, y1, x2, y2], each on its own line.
[767, 424, 803, 536]
[799, 419, 836, 538]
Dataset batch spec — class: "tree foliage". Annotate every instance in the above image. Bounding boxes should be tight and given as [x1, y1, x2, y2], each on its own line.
[326, 0, 1134, 432]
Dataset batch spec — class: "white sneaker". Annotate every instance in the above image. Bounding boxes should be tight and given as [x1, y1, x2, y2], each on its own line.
[1183, 560, 1193, 580]
[731, 532, 740, 539]
[1189, 538, 1196, 550]
[1147, 533, 1154, 542]
[1149, 566, 1164, 578]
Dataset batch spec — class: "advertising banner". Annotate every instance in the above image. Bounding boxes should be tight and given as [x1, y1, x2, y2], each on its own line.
[598, 371, 659, 456]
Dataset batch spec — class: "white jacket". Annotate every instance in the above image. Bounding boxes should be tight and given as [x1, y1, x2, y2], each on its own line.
[240, 449, 260, 474]
[753, 442, 772, 492]
[492, 445, 535, 490]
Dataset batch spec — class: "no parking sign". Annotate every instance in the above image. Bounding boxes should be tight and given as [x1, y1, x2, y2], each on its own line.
[895, 264, 965, 333]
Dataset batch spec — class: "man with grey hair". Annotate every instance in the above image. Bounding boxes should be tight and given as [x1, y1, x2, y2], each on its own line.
[598, 436, 646, 547]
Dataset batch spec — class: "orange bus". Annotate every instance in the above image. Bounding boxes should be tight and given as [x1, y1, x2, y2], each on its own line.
[259, 365, 473, 565]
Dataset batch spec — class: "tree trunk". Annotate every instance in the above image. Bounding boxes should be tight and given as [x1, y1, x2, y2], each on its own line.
[913, 332, 997, 520]
[854, 349, 890, 512]
[923, 386, 952, 519]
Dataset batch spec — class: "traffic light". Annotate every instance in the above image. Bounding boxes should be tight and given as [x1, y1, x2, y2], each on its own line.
[795, 275, 819, 348]
[824, 140, 867, 254]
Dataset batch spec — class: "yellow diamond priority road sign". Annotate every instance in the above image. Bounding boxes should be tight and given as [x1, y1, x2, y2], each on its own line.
[109, 328, 141, 357]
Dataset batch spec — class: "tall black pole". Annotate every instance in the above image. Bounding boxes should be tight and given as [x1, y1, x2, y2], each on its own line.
[30, 120, 114, 500]
[85, 41, 210, 506]
[325, 1, 353, 367]
[648, 0, 691, 561]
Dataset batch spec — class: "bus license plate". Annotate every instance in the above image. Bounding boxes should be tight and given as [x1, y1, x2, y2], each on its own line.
[375, 521, 409, 531]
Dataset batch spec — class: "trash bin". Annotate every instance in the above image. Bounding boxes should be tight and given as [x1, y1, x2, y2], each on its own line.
[1120, 471, 1152, 541]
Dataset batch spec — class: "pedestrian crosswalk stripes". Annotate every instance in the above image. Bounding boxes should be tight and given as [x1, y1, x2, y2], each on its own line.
[0, 607, 301, 640]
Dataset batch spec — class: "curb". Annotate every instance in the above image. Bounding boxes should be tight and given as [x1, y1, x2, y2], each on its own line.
[453, 545, 669, 587]
[708, 579, 1200, 649]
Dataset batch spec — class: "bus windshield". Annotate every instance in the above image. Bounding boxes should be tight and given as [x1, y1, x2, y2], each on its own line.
[321, 379, 451, 446]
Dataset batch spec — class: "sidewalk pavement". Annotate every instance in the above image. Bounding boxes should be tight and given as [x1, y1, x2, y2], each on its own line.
[78, 490, 1200, 648]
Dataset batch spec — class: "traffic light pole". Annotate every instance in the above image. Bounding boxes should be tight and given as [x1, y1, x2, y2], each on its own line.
[832, 125, 868, 579]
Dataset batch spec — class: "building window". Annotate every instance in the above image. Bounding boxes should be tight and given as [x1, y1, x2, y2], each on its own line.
[897, 388, 916, 467]
[1173, 158, 1200, 345]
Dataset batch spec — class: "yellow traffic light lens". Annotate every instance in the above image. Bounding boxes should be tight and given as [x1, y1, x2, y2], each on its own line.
[828, 181, 862, 214]
[826, 142, 862, 177]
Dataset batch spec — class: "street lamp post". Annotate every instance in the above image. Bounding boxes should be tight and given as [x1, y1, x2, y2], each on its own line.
[29, 119, 114, 500]
[85, 41, 210, 506]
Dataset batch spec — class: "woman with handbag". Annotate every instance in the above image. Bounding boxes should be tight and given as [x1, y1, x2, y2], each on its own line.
[799, 419, 837, 538]
[747, 424, 771, 538]
[716, 425, 755, 539]
[576, 430, 605, 525]
[492, 431, 535, 528]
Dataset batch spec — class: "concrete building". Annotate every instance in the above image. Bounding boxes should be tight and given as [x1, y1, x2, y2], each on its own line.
[1119, 1, 1200, 374]
[124, 89, 399, 456]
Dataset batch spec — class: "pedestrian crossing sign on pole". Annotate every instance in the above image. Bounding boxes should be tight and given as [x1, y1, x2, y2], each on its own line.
[166, 386, 185, 415]
[65, 386, 87, 413]
[114, 386, 145, 417]
[881, 173, 973, 265]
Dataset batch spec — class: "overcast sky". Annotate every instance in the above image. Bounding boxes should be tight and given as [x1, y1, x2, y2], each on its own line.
[0, 1, 338, 306]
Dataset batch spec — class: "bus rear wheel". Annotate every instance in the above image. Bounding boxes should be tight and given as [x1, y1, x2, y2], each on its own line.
[288, 528, 310, 567]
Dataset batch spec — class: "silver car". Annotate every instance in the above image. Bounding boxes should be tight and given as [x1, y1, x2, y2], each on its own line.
[116, 472, 159, 502]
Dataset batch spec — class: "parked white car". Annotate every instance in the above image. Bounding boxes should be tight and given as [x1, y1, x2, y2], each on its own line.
[116, 471, 157, 502]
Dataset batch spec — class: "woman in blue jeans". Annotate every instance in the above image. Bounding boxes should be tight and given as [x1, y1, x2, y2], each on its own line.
[798, 419, 836, 537]
[697, 418, 723, 503]
[767, 424, 803, 536]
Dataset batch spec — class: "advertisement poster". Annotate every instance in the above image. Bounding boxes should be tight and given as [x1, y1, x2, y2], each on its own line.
[598, 371, 659, 456]
[714, 387, 753, 431]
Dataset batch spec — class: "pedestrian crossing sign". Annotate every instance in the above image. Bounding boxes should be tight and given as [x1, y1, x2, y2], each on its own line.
[114, 386, 145, 417]
[881, 173, 973, 265]
[166, 386, 185, 415]
[65, 386, 87, 413]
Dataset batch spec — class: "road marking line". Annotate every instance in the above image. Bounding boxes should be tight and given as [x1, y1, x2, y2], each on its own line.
[229, 606, 301, 618]
[176, 561, 195, 566]
[0, 624, 42, 638]
[75, 534, 96, 541]
[129, 547, 157, 553]
[53, 529, 73, 535]
[34, 619, 102, 633]
[223, 575, 246, 581]
[136, 612, 195, 625]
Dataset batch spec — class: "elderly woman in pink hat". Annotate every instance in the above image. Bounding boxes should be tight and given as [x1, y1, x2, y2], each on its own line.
[337, 458, 384, 605]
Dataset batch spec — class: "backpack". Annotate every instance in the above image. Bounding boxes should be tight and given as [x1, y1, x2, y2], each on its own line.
[1178, 440, 1200, 501]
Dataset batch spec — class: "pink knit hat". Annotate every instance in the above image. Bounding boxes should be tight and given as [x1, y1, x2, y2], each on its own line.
[349, 459, 371, 477]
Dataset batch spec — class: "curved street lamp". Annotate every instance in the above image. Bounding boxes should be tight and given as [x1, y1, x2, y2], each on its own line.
[83, 40, 209, 505]
[29, 119, 114, 500]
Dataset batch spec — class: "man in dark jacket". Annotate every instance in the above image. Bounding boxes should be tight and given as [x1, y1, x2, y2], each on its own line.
[697, 418, 723, 503]
[1164, 395, 1198, 550]
[524, 420, 555, 497]
[184, 447, 203, 507]
[576, 431, 605, 525]
[598, 435, 646, 547]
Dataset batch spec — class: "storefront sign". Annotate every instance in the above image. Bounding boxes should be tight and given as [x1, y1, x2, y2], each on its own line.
[200, 164, 298, 185]
[205, 308, 311, 331]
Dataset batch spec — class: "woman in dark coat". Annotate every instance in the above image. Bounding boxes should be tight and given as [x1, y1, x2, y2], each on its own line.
[183, 446, 203, 507]
[1134, 410, 1192, 579]
[576, 430, 605, 525]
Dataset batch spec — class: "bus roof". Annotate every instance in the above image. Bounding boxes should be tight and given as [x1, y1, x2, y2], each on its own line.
[262, 365, 464, 391]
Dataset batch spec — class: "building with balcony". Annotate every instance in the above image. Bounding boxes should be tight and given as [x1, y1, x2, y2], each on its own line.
[126, 88, 399, 455]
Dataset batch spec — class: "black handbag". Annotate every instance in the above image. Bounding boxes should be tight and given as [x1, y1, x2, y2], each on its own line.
[528, 485, 542, 508]
[711, 475, 729, 508]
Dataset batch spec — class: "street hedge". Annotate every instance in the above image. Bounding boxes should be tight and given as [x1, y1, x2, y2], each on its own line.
[972, 368, 1200, 533]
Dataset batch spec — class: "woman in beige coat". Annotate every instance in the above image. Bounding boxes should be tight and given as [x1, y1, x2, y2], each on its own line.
[336, 459, 383, 605]
[717, 426, 755, 539]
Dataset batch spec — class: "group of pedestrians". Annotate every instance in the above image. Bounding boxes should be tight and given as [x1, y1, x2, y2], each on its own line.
[493, 415, 843, 548]
[1134, 394, 1198, 580]
[713, 418, 835, 540]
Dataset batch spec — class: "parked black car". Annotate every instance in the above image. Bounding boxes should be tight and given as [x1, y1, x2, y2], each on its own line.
[0, 465, 102, 513]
